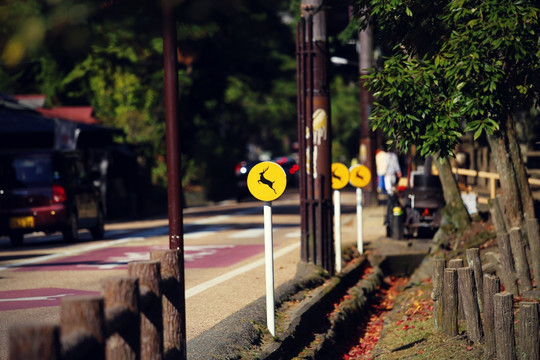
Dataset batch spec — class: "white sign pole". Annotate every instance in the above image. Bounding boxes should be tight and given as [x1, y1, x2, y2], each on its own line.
[356, 187, 363, 254]
[333, 190, 342, 273]
[263, 201, 275, 336]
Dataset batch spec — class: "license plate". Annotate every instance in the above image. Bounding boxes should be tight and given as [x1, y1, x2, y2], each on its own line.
[10, 216, 34, 229]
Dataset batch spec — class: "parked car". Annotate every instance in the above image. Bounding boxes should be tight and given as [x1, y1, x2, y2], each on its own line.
[387, 173, 444, 238]
[234, 160, 258, 201]
[0, 150, 105, 246]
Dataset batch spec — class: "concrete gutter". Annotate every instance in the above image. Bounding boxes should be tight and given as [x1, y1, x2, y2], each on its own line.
[260, 259, 385, 360]
[187, 208, 432, 359]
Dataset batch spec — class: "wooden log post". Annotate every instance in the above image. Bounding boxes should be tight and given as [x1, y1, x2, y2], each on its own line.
[431, 258, 445, 332]
[457, 267, 484, 343]
[102, 276, 140, 360]
[518, 302, 539, 360]
[9, 324, 60, 360]
[60, 295, 105, 360]
[526, 218, 540, 286]
[129, 260, 163, 360]
[509, 228, 533, 293]
[494, 292, 517, 360]
[443, 268, 459, 337]
[150, 249, 186, 360]
[466, 248, 484, 312]
[489, 196, 508, 234]
[496, 232, 519, 295]
[448, 259, 465, 319]
[483, 274, 500, 360]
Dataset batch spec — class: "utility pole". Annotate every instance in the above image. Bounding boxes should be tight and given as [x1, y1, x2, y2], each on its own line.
[358, 22, 377, 205]
[297, 0, 334, 274]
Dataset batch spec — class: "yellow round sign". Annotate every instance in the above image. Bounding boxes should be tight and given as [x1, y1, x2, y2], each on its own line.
[247, 161, 287, 201]
[331, 163, 350, 190]
[349, 164, 372, 188]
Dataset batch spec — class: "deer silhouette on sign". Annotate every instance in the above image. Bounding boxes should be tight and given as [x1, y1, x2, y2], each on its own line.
[258, 166, 277, 194]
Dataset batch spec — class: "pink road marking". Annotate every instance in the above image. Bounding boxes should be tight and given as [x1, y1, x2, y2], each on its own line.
[0, 288, 100, 311]
[14, 244, 264, 271]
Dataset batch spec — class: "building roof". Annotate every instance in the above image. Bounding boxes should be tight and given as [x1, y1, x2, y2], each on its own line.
[36, 106, 100, 124]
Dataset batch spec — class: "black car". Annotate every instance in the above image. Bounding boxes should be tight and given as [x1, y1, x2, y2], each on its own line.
[0, 150, 105, 246]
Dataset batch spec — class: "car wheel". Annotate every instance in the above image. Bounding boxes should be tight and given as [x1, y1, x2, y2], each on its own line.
[63, 212, 79, 242]
[90, 208, 105, 240]
[9, 233, 24, 247]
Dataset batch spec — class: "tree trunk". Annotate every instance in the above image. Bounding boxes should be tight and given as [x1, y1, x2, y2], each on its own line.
[487, 113, 534, 228]
[505, 114, 535, 221]
[433, 155, 471, 231]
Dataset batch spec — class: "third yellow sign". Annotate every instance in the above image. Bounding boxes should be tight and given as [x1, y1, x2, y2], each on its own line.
[349, 164, 371, 188]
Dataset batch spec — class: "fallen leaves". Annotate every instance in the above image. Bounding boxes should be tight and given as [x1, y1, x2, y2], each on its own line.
[343, 276, 408, 360]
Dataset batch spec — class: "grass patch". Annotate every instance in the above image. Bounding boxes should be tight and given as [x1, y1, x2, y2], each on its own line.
[370, 279, 484, 360]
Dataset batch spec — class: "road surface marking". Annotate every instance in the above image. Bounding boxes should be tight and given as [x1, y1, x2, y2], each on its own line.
[193, 215, 230, 224]
[0, 288, 100, 311]
[185, 242, 300, 299]
[0, 237, 143, 272]
[286, 231, 301, 238]
[0, 293, 75, 302]
[228, 228, 264, 239]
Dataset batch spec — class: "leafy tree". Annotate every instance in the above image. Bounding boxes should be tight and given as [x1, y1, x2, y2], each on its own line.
[353, 0, 539, 229]
[439, 0, 539, 227]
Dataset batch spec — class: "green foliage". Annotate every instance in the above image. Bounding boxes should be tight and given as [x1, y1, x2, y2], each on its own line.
[354, 0, 540, 159]
[1, 0, 298, 199]
[440, 0, 539, 137]
[366, 53, 462, 158]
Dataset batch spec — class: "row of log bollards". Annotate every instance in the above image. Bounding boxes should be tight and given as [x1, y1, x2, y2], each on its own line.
[9, 249, 186, 360]
[432, 250, 539, 360]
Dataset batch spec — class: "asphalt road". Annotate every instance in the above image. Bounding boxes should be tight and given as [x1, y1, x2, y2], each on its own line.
[0, 188, 387, 359]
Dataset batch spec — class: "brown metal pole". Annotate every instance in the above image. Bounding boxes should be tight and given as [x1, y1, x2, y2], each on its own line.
[297, 18, 309, 263]
[306, 14, 315, 264]
[301, 1, 333, 273]
[358, 24, 377, 205]
[162, 0, 183, 250]
[162, 3, 186, 359]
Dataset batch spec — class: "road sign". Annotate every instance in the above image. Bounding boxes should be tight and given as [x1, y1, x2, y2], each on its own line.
[349, 164, 372, 188]
[331, 163, 350, 190]
[247, 161, 287, 201]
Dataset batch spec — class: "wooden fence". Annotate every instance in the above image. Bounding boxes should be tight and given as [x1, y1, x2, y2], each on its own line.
[451, 167, 540, 204]
[9, 249, 186, 360]
[432, 212, 540, 360]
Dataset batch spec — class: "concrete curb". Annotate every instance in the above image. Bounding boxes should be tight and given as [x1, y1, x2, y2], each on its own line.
[186, 262, 330, 360]
[187, 256, 375, 359]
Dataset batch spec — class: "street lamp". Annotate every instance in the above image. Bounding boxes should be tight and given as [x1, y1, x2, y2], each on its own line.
[330, 56, 358, 67]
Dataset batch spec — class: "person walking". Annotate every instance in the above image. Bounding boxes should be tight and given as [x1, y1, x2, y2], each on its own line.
[384, 151, 402, 195]
[375, 149, 388, 195]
